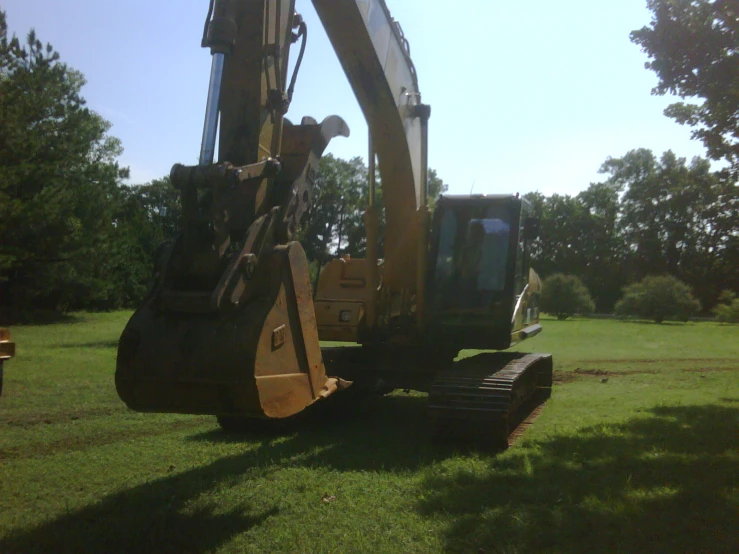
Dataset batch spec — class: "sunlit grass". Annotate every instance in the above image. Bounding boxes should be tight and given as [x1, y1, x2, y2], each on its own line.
[0, 313, 737, 552]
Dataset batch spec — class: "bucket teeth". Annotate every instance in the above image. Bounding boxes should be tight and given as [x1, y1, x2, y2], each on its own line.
[427, 353, 553, 447]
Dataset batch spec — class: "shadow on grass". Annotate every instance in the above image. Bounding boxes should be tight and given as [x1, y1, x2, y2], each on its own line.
[190, 394, 458, 471]
[0, 394, 454, 553]
[418, 403, 739, 553]
[0, 453, 279, 554]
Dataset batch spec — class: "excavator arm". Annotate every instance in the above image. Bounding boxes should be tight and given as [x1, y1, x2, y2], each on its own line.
[117, 0, 355, 420]
[117, 0, 432, 418]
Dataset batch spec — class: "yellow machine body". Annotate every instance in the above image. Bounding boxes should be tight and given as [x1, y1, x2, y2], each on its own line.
[116, 0, 552, 443]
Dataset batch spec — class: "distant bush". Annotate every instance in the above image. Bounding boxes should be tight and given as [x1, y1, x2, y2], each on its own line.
[713, 290, 739, 323]
[717, 289, 736, 305]
[540, 274, 595, 320]
[615, 275, 701, 323]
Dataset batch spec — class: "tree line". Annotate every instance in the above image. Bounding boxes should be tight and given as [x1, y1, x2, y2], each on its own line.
[525, 149, 738, 313]
[0, 10, 447, 320]
[1, 1, 737, 321]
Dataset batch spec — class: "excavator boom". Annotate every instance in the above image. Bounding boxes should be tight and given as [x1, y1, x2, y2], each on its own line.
[312, 0, 428, 289]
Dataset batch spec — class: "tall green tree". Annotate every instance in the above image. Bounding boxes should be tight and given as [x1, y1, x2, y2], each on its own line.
[631, 0, 739, 174]
[300, 154, 447, 263]
[0, 11, 129, 315]
[575, 181, 625, 310]
[524, 190, 623, 310]
[524, 187, 625, 312]
[427, 168, 448, 210]
[109, 177, 182, 306]
[600, 148, 738, 308]
[298, 155, 368, 262]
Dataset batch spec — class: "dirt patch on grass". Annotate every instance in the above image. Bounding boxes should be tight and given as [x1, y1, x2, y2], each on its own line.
[575, 368, 614, 376]
[575, 368, 660, 376]
[0, 406, 126, 428]
[553, 371, 578, 383]
[587, 358, 737, 364]
[554, 368, 660, 380]
[51, 340, 119, 349]
[0, 418, 209, 461]
[555, 365, 737, 382]
[683, 367, 738, 373]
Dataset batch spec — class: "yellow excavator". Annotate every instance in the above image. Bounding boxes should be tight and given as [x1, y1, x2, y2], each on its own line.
[116, 0, 553, 445]
[0, 328, 14, 397]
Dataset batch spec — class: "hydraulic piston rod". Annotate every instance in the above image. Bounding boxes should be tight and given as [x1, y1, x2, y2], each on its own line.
[199, 53, 225, 166]
[198, 0, 237, 166]
[365, 132, 380, 329]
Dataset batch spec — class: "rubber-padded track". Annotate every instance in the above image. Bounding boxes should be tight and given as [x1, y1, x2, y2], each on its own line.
[427, 352, 553, 447]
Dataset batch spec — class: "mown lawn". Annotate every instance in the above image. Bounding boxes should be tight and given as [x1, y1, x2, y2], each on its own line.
[0, 313, 737, 553]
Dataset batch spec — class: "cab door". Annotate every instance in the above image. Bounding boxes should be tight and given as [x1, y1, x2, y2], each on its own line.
[426, 195, 522, 350]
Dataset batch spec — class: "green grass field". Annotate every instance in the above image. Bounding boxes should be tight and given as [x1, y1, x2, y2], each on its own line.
[1, 313, 737, 553]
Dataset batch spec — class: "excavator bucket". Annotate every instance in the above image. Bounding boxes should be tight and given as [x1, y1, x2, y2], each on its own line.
[116, 242, 344, 419]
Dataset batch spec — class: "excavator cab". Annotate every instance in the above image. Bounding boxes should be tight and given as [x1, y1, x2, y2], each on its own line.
[426, 195, 541, 351]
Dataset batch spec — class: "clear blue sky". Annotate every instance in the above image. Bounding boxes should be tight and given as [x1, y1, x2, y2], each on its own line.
[3, 0, 713, 197]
